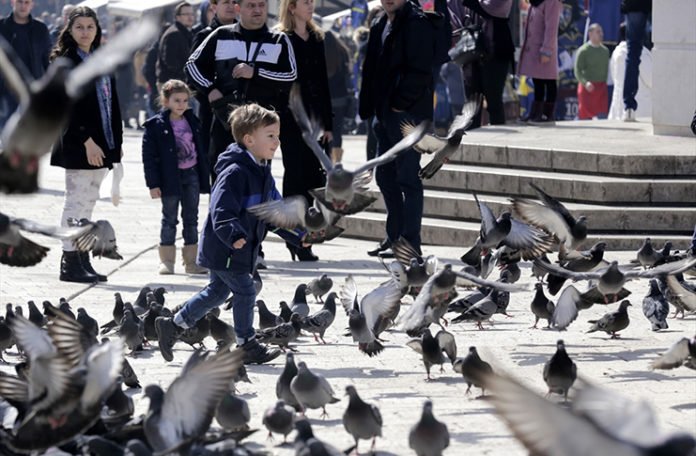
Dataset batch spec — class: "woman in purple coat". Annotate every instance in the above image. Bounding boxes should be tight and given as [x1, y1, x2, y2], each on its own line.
[518, 0, 561, 124]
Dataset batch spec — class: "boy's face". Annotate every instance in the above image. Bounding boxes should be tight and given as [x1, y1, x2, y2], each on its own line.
[243, 122, 280, 161]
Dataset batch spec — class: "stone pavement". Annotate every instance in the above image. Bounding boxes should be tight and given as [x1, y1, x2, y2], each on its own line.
[0, 130, 694, 454]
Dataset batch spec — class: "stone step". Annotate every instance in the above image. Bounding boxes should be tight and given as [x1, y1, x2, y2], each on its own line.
[340, 211, 694, 250]
[365, 190, 696, 234]
[421, 163, 696, 204]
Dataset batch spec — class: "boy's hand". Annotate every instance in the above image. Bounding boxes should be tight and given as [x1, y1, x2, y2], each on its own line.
[232, 238, 246, 249]
[149, 188, 161, 199]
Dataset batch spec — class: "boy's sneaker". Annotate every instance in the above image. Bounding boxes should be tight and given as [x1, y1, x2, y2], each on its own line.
[622, 108, 636, 122]
[155, 317, 183, 362]
[241, 338, 281, 365]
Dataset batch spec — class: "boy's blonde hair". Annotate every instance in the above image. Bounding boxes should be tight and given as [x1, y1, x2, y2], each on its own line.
[229, 104, 280, 143]
[159, 79, 191, 108]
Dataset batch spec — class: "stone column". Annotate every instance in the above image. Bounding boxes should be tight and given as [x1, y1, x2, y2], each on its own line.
[651, 0, 696, 136]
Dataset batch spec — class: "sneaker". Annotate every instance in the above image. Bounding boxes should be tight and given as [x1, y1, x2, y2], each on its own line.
[155, 317, 182, 362]
[367, 239, 391, 257]
[622, 108, 636, 122]
[241, 338, 281, 365]
[377, 248, 395, 259]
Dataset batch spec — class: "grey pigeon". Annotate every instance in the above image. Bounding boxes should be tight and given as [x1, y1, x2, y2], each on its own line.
[77, 307, 98, 338]
[256, 313, 302, 351]
[178, 309, 211, 349]
[142, 303, 166, 342]
[121, 357, 141, 389]
[207, 313, 237, 346]
[587, 300, 631, 339]
[551, 284, 632, 330]
[408, 400, 450, 456]
[257, 299, 283, 330]
[406, 329, 457, 380]
[262, 400, 295, 443]
[100, 292, 125, 334]
[0, 316, 13, 362]
[118, 308, 144, 355]
[248, 196, 343, 244]
[0, 19, 157, 193]
[402, 94, 481, 179]
[26, 300, 45, 327]
[306, 274, 334, 303]
[471, 193, 555, 260]
[0, 212, 93, 266]
[636, 238, 664, 269]
[276, 352, 301, 410]
[342, 385, 382, 454]
[294, 418, 343, 456]
[290, 361, 340, 418]
[391, 237, 439, 290]
[530, 282, 555, 329]
[68, 218, 123, 260]
[450, 289, 498, 329]
[142, 348, 244, 453]
[658, 273, 696, 318]
[290, 284, 310, 318]
[289, 84, 429, 214]
[534, 257, 696, 302]
[511, 182, 588, 258]
[650, 335, 696, 370]
[642, 279, 669, 331]
[531, 253, 551, 281]
[301, 292, 337, 344]
[103, 380, 135, 426]
[543, 340, 577, 402]
[481, 371, 696, 456]
[215, 391, 251, 432]
[279, 301, 293, 323]
[453, 346, 493, 396]
[544, 242, 607, 296]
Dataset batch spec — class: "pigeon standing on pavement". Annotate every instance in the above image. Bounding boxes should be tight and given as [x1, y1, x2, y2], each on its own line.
[262, 400, 295, 443]
[306, 274, 334, 303]
[406, 329, 457, 380]
[530, 282, 555, 329]
[587, 300, 631, 339]
[290, 361, 340, 418]
[276, 352, 301, 411]
[342, 385, 383, 454]
[0, 316, 14, 362]
[642, 279, 669, 331]
[26, 300, 46, 327]
[279, 301, 293, 323]
[294, 418, 344, 456]
[257, 300, 283, 330]
[650, 335, 696, 370]
[119, 307, 144, 355]
[290, 284, 310, 318]
[636, 237, 664, 269]
[215, 390, 251, 432]
[77, 307, 99, 338]
[301, 292, 337, 344]
[207, 313, 237, 347]
[256, 313, 302, 351]
[543, 340, 577, 402]
[453, 346, 493, 396]
[409, 400, 450, 456]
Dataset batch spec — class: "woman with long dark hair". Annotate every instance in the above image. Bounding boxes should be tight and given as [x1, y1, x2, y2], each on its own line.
[50, 6, 123, 283]
[275, 0, 333, 262]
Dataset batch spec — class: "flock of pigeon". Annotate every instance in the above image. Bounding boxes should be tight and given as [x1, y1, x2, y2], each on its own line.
[0, 14, 695, 456]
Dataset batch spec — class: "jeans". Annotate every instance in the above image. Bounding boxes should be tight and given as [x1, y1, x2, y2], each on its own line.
[61, 169, 108, 251]
[373, 110, 424, 251]
[623, 11, 648, 111]
[175, 269, 256, 343]
[160, 167, 200, 246]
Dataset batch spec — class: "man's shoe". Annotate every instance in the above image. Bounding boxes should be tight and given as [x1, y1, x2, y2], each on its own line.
[241, 338, 281, 365]
[377, 248, 395, 259]
[622, 108, 636, 122]
[155, 317, 182, 362]
[367, 239, 391, 257]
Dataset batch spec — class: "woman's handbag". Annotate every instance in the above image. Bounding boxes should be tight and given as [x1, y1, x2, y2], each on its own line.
[448, 23, 489, 66]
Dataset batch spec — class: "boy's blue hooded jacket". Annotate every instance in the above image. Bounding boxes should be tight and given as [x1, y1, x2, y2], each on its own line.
[197, 143, 303, 272]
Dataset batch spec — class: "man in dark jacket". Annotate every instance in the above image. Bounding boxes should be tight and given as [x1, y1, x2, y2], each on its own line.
[157, 2, 195, 85]
[359, 0, 434, 257]
[0, 0, 51, 126]
[189, 0, 238, 165]
[621, 0, 651, 122]
[186, 0, 297, 181]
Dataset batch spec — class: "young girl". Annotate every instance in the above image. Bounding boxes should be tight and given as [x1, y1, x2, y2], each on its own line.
[518, 0, 562, 124]
[276, 0, 333, 262]
[142, 80, 211, 275]
[50, 6, 122, 283]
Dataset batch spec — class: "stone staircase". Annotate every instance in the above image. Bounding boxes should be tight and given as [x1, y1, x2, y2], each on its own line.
[337, 120, 696, 250]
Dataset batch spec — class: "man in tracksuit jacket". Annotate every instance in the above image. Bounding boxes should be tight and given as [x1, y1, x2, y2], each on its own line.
[185, 0, 297, 180]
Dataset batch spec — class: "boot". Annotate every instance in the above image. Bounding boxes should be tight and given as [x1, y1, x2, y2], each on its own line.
[158, 245, 176, 275]
[522, 101, 543, 122]
[331, 147, 344, 164]
[79, 251, 107, 282]
[290, 245, 318, 262]
[530, 102, 556, 125]
[60, 251, 98, 283]
[182, 244, 208, 274]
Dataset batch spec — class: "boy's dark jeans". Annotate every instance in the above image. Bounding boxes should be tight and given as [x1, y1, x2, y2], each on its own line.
[175, 269, 256, 342]
[160, 167, 200, 246]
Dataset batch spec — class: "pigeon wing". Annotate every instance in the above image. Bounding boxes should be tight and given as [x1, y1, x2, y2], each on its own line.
[247, 196, 307, 230]
[448, 94, 481, 136]
[551, 285, 582, 330]
[631, 257, 696, 279]
[504, 219, 555, 259]
[361, 281, 403, 335]
[12, 217, 92, 241]
[512, 197, 572, 245]
[399, 121, 445, 154]
[355, 120, 430, 174]
[288, 84, 334, 172]
[650, 338, 691, 370]
[66, 17, 159, 98]
[435, 330, 457, 362]
[339, 275, 359, 315]
[532, 259, 600, 281]
[0, 234, 49, 266]
[0, 35, 31, 105]
[473, 193, 497, 240]
[452, 269, 527, 293]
